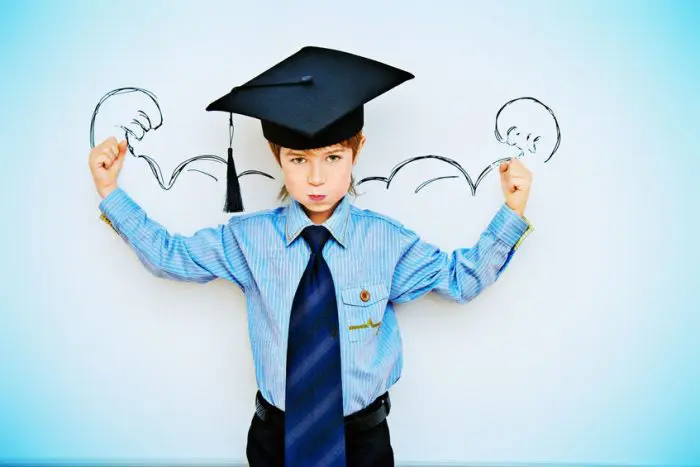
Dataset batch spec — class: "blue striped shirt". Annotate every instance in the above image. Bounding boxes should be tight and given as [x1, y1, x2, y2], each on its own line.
[99, 188, 532, 415]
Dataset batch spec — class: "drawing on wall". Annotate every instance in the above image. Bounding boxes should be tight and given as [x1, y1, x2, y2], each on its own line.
[88, 87, 275, 190]
[89, 89, 559, 204]
[357, 96, 560, 195]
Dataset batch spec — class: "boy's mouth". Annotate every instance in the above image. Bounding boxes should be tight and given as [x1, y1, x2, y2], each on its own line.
[308, 194, 326, 202]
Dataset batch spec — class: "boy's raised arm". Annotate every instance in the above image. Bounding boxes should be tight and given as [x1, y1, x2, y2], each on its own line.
[389, 157, 535, 304]
[98, 188, 250, 289]
[389, 203, 533, 305]
[89, 136, 250, 290]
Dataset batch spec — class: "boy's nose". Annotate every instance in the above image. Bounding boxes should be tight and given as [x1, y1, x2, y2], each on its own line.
[307, 165, 325, 185]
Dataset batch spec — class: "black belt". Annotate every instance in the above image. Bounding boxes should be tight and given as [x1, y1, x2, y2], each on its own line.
[255, 391, 391, 431]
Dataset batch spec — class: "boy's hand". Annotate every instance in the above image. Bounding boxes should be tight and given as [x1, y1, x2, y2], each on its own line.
[89, 137, 127, 199]
[499, 157, 532, 217]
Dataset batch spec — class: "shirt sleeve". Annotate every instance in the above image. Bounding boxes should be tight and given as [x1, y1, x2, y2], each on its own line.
[98, 188, 251, 290]
[389, 203, 533, 304]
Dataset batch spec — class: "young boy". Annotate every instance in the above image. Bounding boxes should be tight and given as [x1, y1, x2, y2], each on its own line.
[89, 46, 534, 467]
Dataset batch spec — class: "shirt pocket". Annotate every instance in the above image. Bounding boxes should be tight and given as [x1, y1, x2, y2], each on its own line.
[341, 282, 389, 343]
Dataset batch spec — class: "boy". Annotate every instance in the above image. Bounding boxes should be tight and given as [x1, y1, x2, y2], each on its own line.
[89, 46, 534, 467]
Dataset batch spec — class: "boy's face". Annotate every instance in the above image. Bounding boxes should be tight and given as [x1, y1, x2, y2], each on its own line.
[279, 137, 363, 224]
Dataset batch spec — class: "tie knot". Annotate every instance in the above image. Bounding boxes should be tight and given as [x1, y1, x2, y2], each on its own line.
[301, 225, 330, 254]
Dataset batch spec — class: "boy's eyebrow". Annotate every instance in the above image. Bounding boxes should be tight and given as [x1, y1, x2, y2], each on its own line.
[285, 146, 347, 157]
[316, 145, 348, 155]
[324, 146, 347, 153]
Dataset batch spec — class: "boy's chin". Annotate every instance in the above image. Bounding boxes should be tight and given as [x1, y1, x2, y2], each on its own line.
[292, 194, 341, 209]
[300, 201, 333, 212]
[295, 195, 344, 215]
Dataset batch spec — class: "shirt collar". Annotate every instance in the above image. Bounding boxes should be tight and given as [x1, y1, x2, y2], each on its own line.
[285, 195, 351, 248]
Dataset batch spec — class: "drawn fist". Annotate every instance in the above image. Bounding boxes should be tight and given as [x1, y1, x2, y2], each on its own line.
[499, 157, 532, 217]
[89, 136, 128, 198]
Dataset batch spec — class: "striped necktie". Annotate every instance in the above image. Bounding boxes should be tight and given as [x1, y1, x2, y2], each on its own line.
[285, 225, 346, 467]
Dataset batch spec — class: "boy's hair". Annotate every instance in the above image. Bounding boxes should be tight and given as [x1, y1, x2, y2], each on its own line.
[268, 130, 364, 201]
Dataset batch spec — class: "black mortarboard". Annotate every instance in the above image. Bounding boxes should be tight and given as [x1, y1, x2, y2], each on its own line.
[206, 46, 414, 212]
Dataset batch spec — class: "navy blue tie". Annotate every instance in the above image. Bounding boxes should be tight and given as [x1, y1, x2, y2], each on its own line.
[285, 225, 346, 467]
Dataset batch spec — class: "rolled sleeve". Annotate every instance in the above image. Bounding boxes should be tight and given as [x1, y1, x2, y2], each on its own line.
[99, 188, 142, 235]
[486, 203, 531, 249]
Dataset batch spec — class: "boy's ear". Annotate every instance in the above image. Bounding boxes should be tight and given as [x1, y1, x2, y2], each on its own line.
[353, 135, 367, 166]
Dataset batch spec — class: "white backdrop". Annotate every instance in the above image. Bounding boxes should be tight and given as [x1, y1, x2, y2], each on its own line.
[3, 1, 698, 465]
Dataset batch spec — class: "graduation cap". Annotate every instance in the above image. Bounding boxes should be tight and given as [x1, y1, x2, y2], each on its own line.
[206, 46, 414, 212]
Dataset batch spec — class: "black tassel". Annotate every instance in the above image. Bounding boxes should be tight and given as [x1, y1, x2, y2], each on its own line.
[224, 113, 243, 213]
[225, 147, 244, 213]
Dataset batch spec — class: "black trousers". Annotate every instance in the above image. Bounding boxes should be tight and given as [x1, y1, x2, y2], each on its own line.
[246, 396, 395, 466]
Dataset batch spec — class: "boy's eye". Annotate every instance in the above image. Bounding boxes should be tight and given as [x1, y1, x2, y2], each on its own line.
[290, 157, 306, 164]
[327, 154, 342, 161]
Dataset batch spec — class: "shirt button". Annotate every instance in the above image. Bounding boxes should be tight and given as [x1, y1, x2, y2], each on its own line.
[360, 289, 371, 302]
